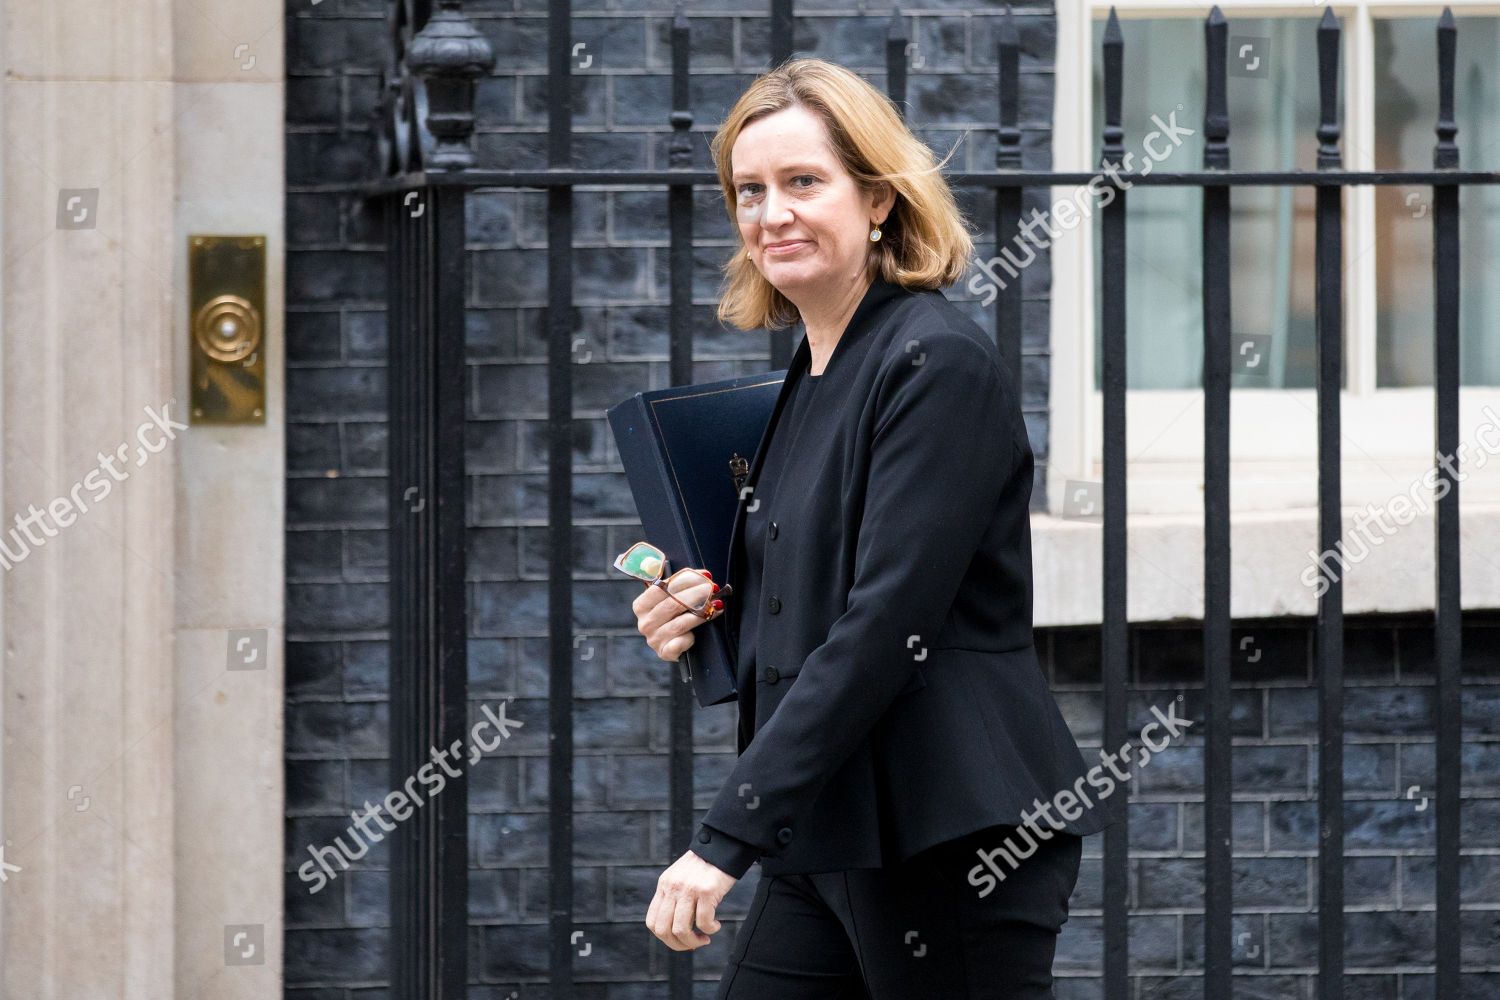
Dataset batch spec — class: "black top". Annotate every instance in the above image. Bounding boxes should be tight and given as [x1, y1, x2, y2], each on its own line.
[691, 356, 820, 878]
[739, 359, 820, 685]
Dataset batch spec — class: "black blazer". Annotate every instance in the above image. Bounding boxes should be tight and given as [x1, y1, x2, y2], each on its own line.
[690, 275, 1120, 880]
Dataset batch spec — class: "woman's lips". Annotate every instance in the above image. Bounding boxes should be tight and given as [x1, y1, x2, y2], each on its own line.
[764, 240, 808, 256]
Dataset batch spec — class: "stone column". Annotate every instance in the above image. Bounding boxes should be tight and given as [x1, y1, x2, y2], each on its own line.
[0, 1, 285, 997]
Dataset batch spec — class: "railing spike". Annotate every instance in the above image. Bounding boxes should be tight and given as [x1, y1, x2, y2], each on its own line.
[996, 1, 1020, 170]
[668, 4, 693, 169]
[1316, 6, 1341, 169]
[885, 7, 909, 115]
[1101, 7, 1123, 168]
[1435, 6, 1458, 168]
[1203, 5, 1230, 170]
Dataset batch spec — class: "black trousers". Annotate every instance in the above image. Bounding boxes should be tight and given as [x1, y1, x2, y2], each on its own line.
[714, 824, 1082, 1000]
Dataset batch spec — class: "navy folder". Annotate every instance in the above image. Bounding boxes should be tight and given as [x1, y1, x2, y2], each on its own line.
[607, 369, 787, 707]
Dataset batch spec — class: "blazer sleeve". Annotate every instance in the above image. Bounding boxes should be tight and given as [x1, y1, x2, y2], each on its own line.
[699, 328, 1021, 860]
[689, 822, 762, 880]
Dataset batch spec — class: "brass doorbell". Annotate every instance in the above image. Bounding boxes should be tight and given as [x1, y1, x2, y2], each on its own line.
[189, 235, 266, 424]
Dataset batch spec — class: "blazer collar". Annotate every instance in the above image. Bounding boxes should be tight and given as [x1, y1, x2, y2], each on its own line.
[790, 273, 908, 382]
[764, 273, 907, 491]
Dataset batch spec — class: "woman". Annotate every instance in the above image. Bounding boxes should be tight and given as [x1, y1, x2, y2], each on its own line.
[635, 58, 1118, 999]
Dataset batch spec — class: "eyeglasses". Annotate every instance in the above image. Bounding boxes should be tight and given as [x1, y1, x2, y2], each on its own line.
[612, 541, 731, 620]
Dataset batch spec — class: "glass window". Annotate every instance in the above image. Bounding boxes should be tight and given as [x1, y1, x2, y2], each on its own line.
[1373, 16, 1500, 387]
[1089, 17, 1345, 391]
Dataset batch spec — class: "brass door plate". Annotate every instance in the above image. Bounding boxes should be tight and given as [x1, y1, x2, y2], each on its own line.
[189, 235, 266, 424]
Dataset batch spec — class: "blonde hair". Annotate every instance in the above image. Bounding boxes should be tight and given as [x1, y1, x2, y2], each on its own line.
[711, 57, 975, 332]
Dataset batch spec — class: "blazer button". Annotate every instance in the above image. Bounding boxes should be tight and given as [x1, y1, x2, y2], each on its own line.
[777, 827, 793, 845]
[697, 828, 711, 843]
[768, 596, 781, 614]
[769, 521, 779, 539]
[761, 665, 779, 684]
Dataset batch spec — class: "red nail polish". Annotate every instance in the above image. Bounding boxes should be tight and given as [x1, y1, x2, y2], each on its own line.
[700, 570, 713, 579]
[712, 583, 720, 592]
[712, 599, 724, 610]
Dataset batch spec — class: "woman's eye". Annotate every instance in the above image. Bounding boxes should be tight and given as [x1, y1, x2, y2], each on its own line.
[737, 177, 817, 199]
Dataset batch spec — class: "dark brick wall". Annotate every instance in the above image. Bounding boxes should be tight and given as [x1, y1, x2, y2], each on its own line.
[1045, 613, 1500, 1000]
[283, 2, 1500, 997]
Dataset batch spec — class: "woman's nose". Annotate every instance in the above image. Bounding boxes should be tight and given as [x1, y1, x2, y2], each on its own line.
[760, 184, 793, 226]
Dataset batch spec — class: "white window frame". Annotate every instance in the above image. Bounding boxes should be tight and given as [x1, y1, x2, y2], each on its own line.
[1049, 0, 1500, 517]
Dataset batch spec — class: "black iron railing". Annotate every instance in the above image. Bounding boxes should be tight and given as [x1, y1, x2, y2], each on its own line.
[339, 2, 1489, 998]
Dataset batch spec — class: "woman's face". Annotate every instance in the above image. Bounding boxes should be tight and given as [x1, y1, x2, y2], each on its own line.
[730, 105, 886, 301]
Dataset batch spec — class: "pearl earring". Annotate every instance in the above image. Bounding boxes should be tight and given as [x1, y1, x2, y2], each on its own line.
[869, 222, 882, 242]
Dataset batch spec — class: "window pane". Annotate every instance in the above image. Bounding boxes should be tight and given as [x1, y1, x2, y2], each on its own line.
[1374, 17, 1500, 387]
[1090, 17, 1345, 391]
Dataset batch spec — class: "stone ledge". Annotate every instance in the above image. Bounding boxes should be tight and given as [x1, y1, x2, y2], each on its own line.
[1031, 503, 1500, 627]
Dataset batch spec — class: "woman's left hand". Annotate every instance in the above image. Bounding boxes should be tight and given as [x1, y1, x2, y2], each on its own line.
[645, 850, 737, 950]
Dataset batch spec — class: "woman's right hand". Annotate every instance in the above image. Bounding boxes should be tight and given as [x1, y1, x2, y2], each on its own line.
[633, 569, 723, 662]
